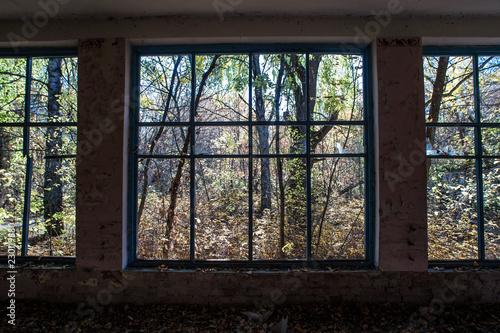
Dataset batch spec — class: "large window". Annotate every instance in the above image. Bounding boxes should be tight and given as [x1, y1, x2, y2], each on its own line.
[129, 45, 373, 267]
[424, 48, 500, 263]
[0, 49, 78, 259]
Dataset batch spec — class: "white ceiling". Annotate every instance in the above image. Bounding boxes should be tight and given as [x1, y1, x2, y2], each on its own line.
[1, 0, 499, 20]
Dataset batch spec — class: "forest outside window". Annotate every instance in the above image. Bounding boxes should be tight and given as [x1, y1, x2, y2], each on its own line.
[0, 49, 78, 259]
[424, 48, 500, 263]
[130, 45, 372, 266]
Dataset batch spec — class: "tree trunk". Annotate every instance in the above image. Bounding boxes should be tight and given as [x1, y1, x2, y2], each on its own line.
[0, 127, 10, 170]
[426, 56, 449, 147]
[0, 127, 11, 210]
[252, 55, 272, 212]
[162, 128, 191, 259]
[426, 56, 495, 150]
[162, 55, 220, 259]
[44, 58, 64, 236]
[425, 56, 449, 174]
[284, 55, 321, 240]
[137, 56, 183, 225]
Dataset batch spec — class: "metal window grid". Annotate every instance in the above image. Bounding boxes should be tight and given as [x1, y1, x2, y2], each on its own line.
[424, 46, 500, 267]
[128, 44, 374, 269]
[0, 48, 77, 264]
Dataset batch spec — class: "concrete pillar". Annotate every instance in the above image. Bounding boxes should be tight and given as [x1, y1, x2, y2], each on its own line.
[76, 38, 129, 270]
[375, 37, 427, 271]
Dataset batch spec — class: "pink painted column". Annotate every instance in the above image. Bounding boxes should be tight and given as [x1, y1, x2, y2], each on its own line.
[76, 38, 128, 270]
[376, 38, 427, 271]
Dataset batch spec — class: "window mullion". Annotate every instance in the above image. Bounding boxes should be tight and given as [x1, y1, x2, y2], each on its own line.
[364, 49, 373, 263]
[23, 57, 31, 156]
[248, 53, 254, 263]
[473, 54, 485, 261]
[190, 53, 196, 263]
[306, 53, 312, 261]
[21, 156, 33, 257]
[20, 57, 33, 257]
[130, 53, 140, 264]
[131, 46, 372, 266]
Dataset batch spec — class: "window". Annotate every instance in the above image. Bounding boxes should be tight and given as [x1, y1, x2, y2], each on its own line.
[0, 49, 78, 259]
[129, 44, 373, 267]
[424, 48, 500, 263]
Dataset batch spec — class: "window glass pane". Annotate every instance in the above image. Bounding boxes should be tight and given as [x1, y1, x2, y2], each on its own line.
[311, 125, 364, 154]
[195, 158, 248, 259]
[0, 53, 77, 258]
[252, 54, 306, 122]
[30, 57, 78, 122]
[137, 158, 191, 260]
[136, 49, 368, 263]
[424, 56, 475, 123]
[427, 159, 478, 260]
[253, 54, 287, 122]
[426, 127, 474, 156]
[482, 127, 500, 156]
[252, 126, 305, 155]
[281, 126, 306, 154]
[312, 157, 365, 259]
[253, 125, 277, 155]
[253, 157, 306, 260]
[0, 127, 24, 255]
[140, 55, 191, 123]
[30, 126, 77, 155]
[28, 156, 75, 257]
[484, 158, 500, 260]
[195, 126, 248, 155]
[196, 54, 249, 122]
[479, 56, 500, 123]
[138, 126, 189, 156]
[0, 58, 26, 123]
[312, 54, 364, 121]
[27, 126, 76, 256]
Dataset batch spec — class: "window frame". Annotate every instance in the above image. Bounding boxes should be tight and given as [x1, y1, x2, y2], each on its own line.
[0, 47, 78, 264]
[424, 46, 500, 267]
[128, 44, 374, 268]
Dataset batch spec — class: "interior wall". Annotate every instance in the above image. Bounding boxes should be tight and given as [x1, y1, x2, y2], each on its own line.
[1, 15, 500, 48]
[0, 13, 499, 306]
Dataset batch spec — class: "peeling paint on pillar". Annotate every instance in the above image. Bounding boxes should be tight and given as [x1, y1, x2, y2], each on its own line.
[76, 38, 127, 270]
[376, 38, 427, 271]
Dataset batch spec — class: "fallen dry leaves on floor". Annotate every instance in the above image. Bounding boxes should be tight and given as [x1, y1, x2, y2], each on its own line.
[2, 301, 500, 332]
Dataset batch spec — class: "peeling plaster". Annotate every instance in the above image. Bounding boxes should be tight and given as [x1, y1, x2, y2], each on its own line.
[376, 38, 427, 271]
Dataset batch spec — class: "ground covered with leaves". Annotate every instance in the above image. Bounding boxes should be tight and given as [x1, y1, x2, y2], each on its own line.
[2, 301, 500, 332]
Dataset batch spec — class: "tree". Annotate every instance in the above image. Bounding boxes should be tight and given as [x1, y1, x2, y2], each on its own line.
[135, 51, 368, 260]
[424, 55, 500, 259]
[0, 55, 78, 256]
[136, 55, 221, 259]
[250, 53, 364, 258]
[137, 56, 183, 225]
[0, 127, 10, 170]
[43, 58, 64, 236]
[252, 54, 275, 213]
[426, 56, 449, 148]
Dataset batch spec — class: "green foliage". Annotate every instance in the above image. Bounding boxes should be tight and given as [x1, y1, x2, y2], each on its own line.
[0, 58, 26, 123]
[0, 56, 77, 257]
[315, 54, 364, 121]
[424, 55, 500, 260]
[427, 159, 479, 259]
[135, 52, 369, 261]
